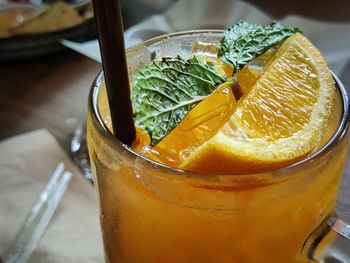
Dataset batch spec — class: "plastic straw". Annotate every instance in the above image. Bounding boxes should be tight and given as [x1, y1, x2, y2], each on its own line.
[92, 0, 136, 146]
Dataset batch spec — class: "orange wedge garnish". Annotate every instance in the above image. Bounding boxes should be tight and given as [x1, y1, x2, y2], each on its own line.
[179, 33, 335, 173]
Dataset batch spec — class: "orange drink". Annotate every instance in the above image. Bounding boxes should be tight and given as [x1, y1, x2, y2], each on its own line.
[87, 30, 350, 262]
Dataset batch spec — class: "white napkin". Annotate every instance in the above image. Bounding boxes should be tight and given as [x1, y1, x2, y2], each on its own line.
[0, 130, 104, 263]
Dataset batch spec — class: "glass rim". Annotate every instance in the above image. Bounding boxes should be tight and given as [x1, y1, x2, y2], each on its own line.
[89, 30, 350, 178]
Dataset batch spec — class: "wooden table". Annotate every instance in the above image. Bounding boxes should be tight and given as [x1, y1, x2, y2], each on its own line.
[0, 50, 100, 150]
[0, 3, 349, 226]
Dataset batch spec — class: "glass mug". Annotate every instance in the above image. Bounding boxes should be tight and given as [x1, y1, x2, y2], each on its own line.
[87, 31, 350, 263]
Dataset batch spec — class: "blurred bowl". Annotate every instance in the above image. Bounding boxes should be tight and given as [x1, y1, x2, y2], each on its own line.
[30, 0, 92, 12]
[0, 3, 46, 30]
[0, 17, 96, 61]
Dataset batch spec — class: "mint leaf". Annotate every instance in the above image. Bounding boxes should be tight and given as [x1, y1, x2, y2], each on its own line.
[218, 21, 302, 71]
[132, 56, 225, 146]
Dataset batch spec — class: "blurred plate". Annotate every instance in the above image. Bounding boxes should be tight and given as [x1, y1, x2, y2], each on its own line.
[0, 17, 96, 60]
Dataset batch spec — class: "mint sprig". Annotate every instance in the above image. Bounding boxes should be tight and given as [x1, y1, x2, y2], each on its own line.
[132, 56, 225, 145]
[218, 21, 301, 71]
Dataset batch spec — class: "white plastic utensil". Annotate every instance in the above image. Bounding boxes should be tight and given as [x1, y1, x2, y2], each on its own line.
[2, 163, 72, 263]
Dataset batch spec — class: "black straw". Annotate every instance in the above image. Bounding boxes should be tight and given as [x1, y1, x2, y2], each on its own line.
[92, 0, 136, 146]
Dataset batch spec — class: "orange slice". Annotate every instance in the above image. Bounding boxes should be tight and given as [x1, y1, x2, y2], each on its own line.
[178, 33, 335, 173]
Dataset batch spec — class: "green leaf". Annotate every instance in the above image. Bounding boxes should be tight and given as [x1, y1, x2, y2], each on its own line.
[131, 56, 225, 146]
[218, 21, 302, 71]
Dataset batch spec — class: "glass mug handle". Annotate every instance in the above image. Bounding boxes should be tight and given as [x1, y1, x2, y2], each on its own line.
[305, 214, 350, 262]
